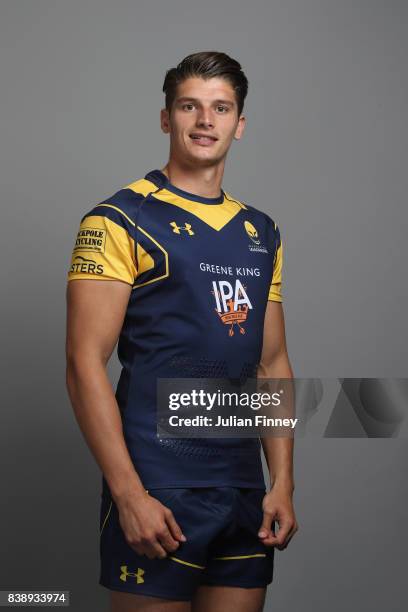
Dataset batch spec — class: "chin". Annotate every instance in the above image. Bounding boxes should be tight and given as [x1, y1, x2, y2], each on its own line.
[188, 149, 222, 164]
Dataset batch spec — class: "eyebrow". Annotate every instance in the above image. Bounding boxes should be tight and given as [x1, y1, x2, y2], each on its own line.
[176, 97, 235, 107]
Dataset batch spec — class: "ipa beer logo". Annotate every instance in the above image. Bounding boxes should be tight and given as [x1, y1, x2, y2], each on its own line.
[212, 280, 252, 336]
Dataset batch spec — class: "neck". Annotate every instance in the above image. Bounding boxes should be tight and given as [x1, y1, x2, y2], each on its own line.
[161, 158, 225, 199]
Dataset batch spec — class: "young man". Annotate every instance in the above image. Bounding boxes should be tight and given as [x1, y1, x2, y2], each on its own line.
[66, 51, 298, 612]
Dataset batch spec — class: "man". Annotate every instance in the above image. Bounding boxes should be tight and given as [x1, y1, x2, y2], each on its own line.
[66, 51, 298, 612]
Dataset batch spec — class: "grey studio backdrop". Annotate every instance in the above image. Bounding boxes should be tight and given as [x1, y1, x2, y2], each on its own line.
[0, 1, 407, 611]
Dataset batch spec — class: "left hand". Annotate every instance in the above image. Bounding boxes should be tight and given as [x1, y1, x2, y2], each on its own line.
[258, 484, 299, 550]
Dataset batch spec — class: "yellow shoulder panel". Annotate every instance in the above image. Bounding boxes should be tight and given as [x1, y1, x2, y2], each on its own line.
[151, 189, 243, 231]
[125, 178, 159, 197]
[68, 215, 137, 285]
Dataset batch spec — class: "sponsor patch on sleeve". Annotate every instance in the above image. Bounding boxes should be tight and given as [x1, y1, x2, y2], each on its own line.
[74, 227, 107, 253]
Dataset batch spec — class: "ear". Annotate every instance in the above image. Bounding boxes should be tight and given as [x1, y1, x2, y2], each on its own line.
[234, 114, 246, 141]
[161, 108, 171, 134]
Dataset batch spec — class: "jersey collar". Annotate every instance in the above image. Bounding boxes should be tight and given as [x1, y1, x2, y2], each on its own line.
[145, 169, 225, 205]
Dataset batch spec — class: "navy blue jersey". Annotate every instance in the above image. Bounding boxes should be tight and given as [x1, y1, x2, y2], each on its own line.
[68, 169, 283, 489]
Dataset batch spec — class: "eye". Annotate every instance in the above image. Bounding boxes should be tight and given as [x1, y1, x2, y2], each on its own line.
[217, 105, 229, 113]
[182, 103, 195, 111]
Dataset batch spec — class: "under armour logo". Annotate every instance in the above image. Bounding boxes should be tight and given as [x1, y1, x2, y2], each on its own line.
[119, 565, 145, 584]
[170, 221, 194, 235]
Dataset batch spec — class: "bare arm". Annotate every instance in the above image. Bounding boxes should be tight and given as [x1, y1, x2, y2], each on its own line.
[258, 300, 294, 491]
[257, 300, 298, 549]
[66, 279, 142, 499]
[65, 279, 186, 558]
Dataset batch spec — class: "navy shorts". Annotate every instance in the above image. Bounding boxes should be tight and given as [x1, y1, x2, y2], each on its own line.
[99, 487, 275, 601]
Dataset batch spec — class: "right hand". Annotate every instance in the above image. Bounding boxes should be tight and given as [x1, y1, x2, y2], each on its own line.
[115, 490, 187, 559]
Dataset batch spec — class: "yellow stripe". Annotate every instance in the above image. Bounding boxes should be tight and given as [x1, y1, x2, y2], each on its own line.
[212, 553, 267, 560]
[94, 204, 135, 227]
[223, 191, 248, 210]
[168, 556, 206, 570]
[125, 178, 249, 214]
[100, 501, 112, 536]
[126, 178, 159, 196]
[150, 190, 242, 231]
[133, 226, 169, 289]
[269, 239, 283, 301]
[136, 243, 155, 274]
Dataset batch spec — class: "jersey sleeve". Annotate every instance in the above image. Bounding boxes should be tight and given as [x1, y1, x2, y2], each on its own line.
[268, 222, 283, 302]
[67, 204, 137, 285]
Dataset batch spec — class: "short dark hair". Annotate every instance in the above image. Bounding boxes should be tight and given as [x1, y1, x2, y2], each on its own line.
[163, 51, 248, 117]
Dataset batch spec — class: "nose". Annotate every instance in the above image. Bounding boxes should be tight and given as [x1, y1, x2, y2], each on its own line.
[196, 107, 214, 129]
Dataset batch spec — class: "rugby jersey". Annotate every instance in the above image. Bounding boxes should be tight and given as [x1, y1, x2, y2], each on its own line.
[67, 169, 283, 489]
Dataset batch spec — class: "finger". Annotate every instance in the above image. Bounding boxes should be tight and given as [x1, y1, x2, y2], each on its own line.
[259, 529, 280, 546]
[259, 519, 280, 546]
[277, 524, 299, 550]
[165, 508, 187, 542]
[143, 539, 168, 560]
[276, 536, 291, 550]
[264, 520, 294, 547]
[157, 526, 181, 552]
[258, 511, 275, 538]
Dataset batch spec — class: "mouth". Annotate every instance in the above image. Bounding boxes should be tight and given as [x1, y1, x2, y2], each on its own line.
[189, 133, 218, 146]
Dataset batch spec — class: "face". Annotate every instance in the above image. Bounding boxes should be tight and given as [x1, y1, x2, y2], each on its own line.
[160, 76, 246, 168]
